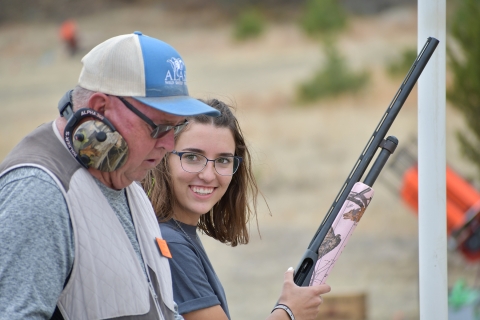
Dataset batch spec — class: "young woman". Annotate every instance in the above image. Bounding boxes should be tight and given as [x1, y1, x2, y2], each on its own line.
[143, 99, 330, 320]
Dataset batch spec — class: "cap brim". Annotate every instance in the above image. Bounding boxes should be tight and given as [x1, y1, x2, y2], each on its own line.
[132, 96, 220, 117]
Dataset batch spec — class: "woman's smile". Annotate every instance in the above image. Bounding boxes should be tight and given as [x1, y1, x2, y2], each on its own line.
[190, 185, 215, 196]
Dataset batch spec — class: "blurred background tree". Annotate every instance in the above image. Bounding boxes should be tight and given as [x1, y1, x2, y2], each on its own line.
[297, 40, 370, 102]
[386, 47, 417, 79]
[233, 7, 266, 40]
[300, 0, 347, 37]
[447, 0, 480, 181]
[296, 0, 370, 103]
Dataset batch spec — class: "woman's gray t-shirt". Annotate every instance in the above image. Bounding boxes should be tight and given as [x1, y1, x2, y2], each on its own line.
[160, 220, 230, 319]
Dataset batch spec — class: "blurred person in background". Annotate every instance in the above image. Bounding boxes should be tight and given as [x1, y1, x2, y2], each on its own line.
[0, 31, 219, 320]
[59, 19, 79, 56]
[143, 98, 331, 320]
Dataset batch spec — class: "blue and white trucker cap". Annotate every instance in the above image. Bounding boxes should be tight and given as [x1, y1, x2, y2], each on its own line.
[78, 31, 219, 117]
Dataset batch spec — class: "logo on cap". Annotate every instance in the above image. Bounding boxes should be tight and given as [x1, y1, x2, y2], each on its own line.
[165, 57, 186, 85]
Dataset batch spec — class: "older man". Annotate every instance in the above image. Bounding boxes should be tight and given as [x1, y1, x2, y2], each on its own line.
[0, 31, 219, 320]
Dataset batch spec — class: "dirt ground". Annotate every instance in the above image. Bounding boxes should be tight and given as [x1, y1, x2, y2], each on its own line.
[1, 4, 478, 320]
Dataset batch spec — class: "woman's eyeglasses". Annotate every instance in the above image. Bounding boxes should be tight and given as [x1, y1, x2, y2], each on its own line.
[171, 151, 242, 176]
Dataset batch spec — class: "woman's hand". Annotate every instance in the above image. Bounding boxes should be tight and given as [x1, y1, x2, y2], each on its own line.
[267, 267, 331, 320]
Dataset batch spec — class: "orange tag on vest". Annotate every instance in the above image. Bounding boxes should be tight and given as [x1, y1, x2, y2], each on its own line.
[156, 238, 172, 258]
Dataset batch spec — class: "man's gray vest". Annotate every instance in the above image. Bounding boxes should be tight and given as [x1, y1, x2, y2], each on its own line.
[0, 122, 175, 320]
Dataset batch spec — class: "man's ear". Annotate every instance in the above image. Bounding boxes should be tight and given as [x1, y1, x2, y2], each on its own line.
[88, 92, 110, 114]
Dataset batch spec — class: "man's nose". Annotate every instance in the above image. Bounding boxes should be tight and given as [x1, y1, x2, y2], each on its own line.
[155, 129, 175, 151]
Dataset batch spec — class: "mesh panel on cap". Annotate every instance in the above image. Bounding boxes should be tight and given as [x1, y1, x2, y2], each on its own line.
[78, 34, 146, 96]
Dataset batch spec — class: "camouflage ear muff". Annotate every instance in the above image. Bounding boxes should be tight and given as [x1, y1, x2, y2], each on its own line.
[68, 115, 129, 172]
[58, 90, 129, 172]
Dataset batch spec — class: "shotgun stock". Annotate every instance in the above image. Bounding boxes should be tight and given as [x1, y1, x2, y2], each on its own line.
[293, 37, 439, 287]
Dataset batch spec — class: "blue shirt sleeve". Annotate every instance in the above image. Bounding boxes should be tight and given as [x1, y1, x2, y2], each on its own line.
[0, 167, 74, 319]
[167, 240, 222, 314]
[161, 224, 221, 314]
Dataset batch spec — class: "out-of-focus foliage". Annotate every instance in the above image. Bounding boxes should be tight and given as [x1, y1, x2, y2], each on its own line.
[340, 0, 415, 14]
[300, 0, 347, 37]
[386, 47, 417, 78]
[296, 42, 370, 102]
[233, 8, 265, 40]
[0, 0, 417, 26]
[0, 0, 128, 24]
[447, 0, 480, 180]
[295, 0, 370, 103]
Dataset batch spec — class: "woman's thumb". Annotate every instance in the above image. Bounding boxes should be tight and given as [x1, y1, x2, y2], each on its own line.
[284, 267, 295, 282]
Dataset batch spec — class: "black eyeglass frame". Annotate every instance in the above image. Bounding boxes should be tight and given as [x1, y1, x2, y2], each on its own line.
[171, 151, 243, 176]
[116, 96, 188, 139]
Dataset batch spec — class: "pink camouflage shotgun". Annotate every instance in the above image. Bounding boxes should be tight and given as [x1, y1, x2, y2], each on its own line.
[292, 37, 439, 287]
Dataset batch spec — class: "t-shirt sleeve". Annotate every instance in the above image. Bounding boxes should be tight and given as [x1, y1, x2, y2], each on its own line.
[167, 241, 221, 315]
[0, 167, 74, 319]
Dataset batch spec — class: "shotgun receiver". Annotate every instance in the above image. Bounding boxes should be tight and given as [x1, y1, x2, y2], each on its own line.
[293, 37, 439, 287]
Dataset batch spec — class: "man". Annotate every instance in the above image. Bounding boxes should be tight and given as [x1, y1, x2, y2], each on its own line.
[0, 31, 219, 320]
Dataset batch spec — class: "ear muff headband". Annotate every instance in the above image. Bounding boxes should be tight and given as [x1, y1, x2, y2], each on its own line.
[59, 91, 129, 172]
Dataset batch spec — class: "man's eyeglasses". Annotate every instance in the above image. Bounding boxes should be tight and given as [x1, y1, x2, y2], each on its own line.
[171, 151, 242, 176]
[116, 96, 188, 139]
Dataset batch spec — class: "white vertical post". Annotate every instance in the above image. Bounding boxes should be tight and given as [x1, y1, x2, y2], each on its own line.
[418, 0, 447, 319]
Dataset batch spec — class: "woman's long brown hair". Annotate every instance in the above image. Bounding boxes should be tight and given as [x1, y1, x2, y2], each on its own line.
[143, 99, 263, 247]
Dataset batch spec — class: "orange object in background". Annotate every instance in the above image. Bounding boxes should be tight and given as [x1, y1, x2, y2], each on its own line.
[400, 165, 480, 261]
[400, 166, 419, 212]
[59, 20, 78, 56]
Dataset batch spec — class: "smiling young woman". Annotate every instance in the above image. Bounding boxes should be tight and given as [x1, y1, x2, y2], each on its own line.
[143, 99, 330, 320]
